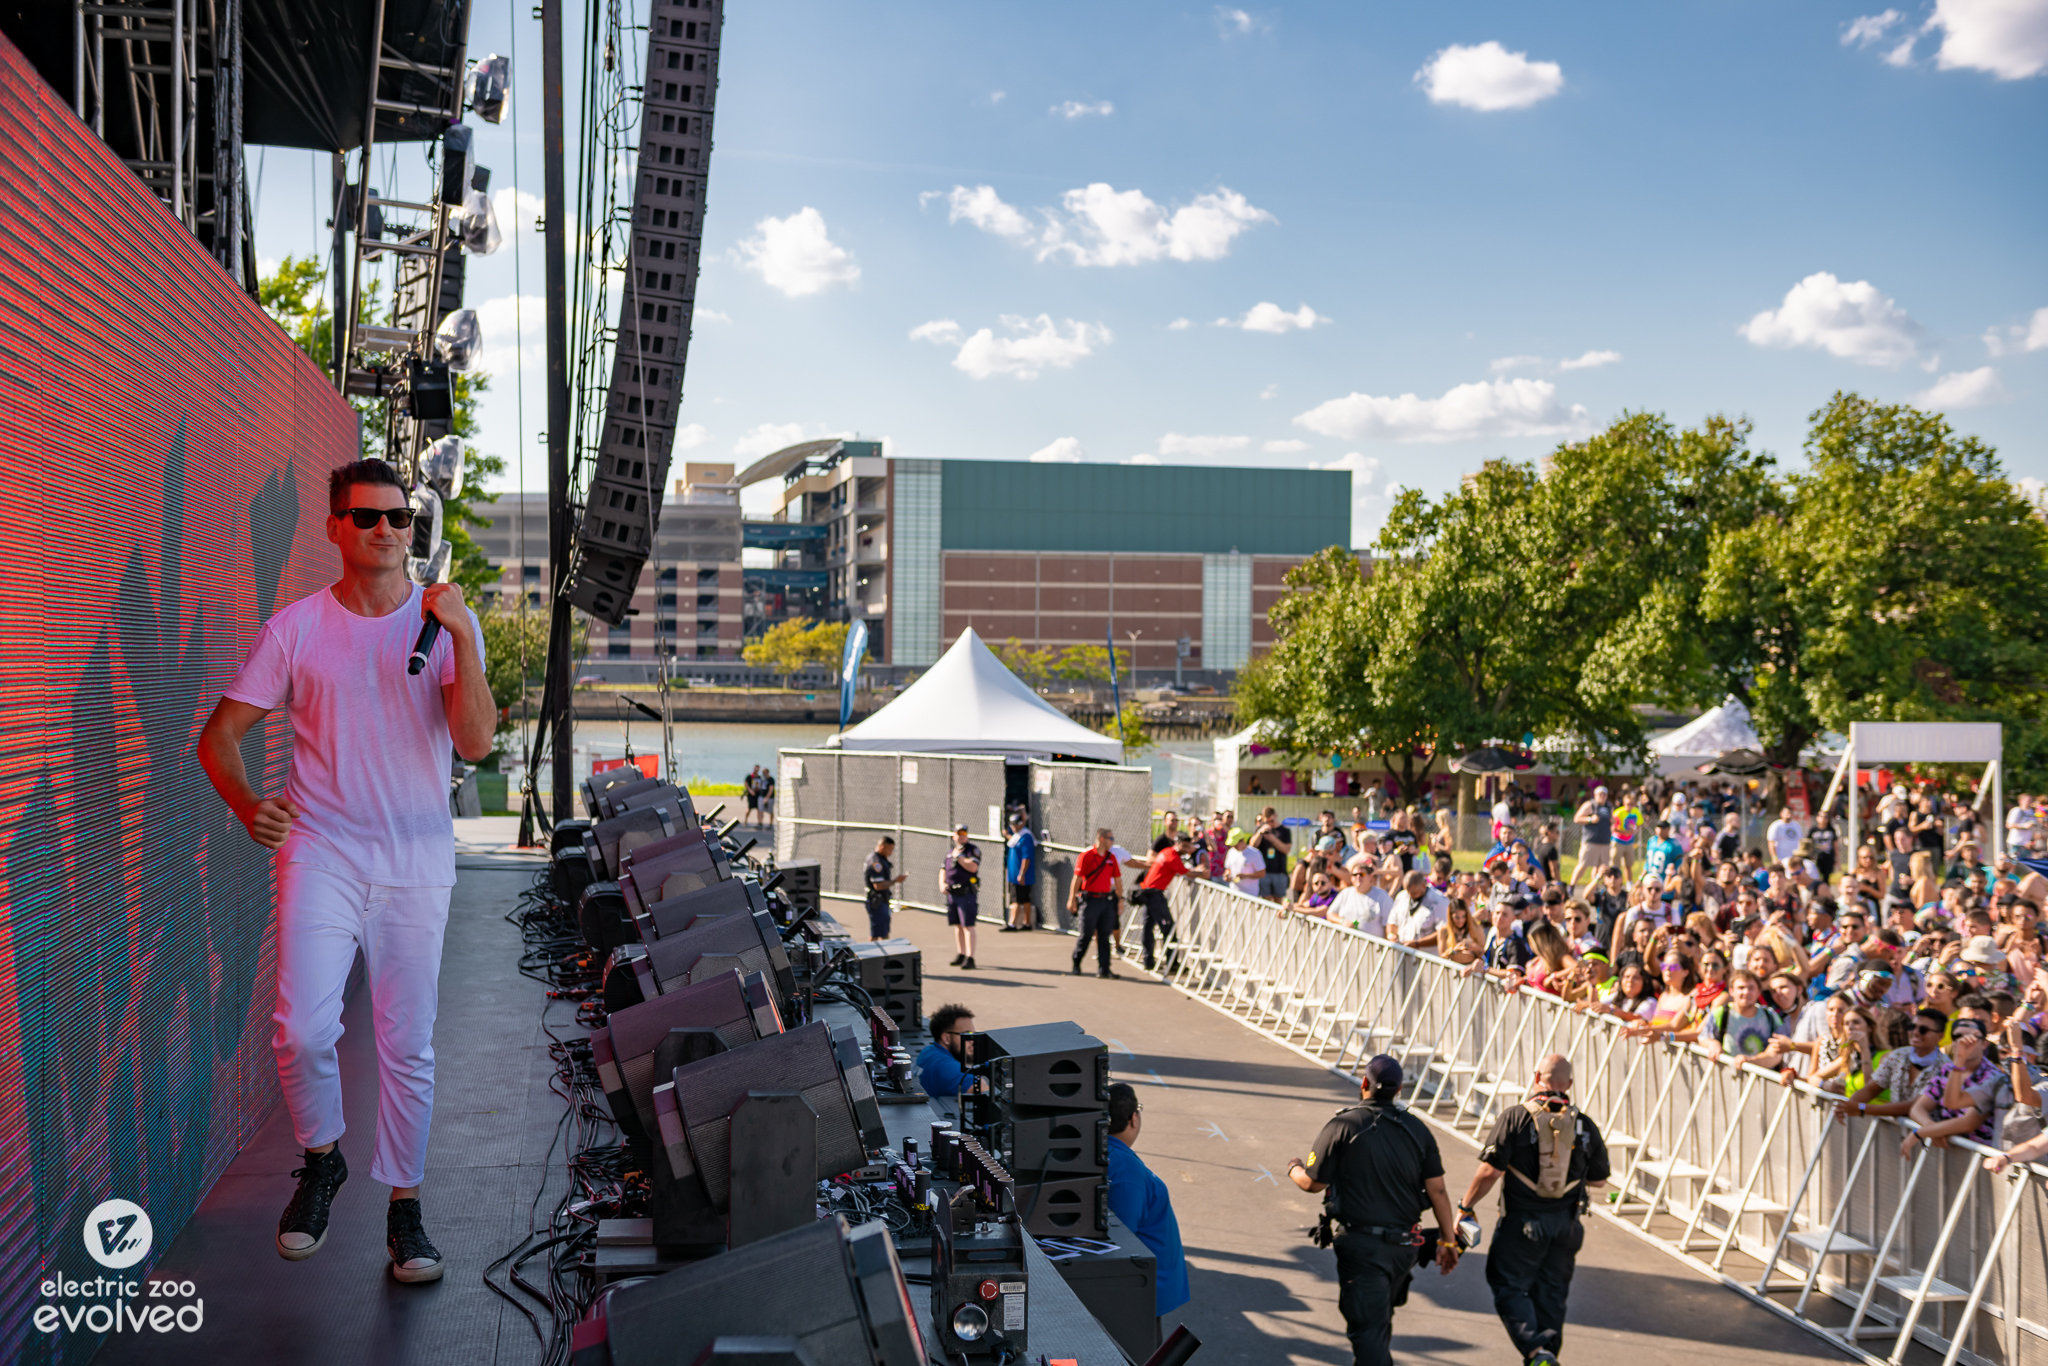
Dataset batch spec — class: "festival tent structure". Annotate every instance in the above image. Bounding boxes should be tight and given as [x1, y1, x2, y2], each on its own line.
[826, 627, 1124, 762]
[1647, 697, 1766, 775]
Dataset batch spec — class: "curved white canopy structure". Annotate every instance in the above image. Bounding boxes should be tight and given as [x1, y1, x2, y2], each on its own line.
[829, 627, 1124, 762]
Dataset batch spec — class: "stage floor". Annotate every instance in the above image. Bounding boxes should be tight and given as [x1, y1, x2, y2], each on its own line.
[94, 852, 570, 1366]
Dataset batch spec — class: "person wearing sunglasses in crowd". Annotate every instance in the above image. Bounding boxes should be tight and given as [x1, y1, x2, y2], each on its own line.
[1838, 1006, 1949, 1123]
[1624, 954, 1703, 1045]
[1901, 1016, 2012, 1156]
[198, 459, 495, 1284]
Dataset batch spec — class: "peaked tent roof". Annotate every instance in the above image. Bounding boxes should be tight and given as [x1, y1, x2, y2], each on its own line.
[831, 628, 1124, 762]
[1649, 697, 1764, 760]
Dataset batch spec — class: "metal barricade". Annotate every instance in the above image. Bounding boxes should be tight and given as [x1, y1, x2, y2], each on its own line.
[1109, 877, 2048, 1366]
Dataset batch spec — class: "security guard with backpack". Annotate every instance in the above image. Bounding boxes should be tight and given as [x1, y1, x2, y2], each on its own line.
[1285, 1056, 1464, 1366]
[1458, 1052, 1611, 1366]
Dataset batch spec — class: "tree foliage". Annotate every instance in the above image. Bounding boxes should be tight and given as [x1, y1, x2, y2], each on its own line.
[258, 255, 501, 597]
[742, 618, 850, 678]
[476, 604, 587, 737]
[992, 638, 1130, 685]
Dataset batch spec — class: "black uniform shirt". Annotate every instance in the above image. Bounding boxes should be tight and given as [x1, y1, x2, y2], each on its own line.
[1306, 1102, 1444, 1228]
[864, 851, 893, 903]
[1476, 1101, 1611, 1215]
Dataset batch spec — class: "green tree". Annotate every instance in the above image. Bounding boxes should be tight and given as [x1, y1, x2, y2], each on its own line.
[1091, 701, 1151, 756]
[742, 618, 849, 680]
[476, 603, 586, 737]
[993, 637, 1058, 686]
[1702, 392, 2048, 770]
[259, 255, 501, 598]
[1049, 642, 1131, 682]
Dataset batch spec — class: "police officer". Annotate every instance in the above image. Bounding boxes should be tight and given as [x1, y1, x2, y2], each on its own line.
[1286, 1056, 1462, 1366]
[1457, 1052, 1610, 1366]
[863, 835, 907, 940]
[943, 822, 983, 971]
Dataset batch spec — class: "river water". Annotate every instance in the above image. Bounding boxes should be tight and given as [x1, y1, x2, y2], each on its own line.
[500, 718, 1211, 797]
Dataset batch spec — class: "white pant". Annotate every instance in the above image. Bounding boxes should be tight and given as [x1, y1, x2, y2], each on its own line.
[271, 862, 451, 1188]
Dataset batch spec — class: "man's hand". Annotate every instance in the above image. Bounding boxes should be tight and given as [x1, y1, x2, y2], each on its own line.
[1434, 1237, 1461, 1275]
[243, 796, 303, 850]
[422, 581, 474, 638]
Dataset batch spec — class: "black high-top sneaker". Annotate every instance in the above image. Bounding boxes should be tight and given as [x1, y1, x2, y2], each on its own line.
[276, 1147, 348, 1261]
[386, 1198, 445, 1283]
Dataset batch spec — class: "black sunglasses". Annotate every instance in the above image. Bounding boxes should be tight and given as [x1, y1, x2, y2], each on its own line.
[337, 505, 416, 530]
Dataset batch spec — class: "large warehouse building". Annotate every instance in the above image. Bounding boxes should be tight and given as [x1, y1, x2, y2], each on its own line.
[737, 441, 1352, 673]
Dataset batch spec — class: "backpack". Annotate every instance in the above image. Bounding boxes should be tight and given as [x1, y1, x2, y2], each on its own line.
[1508, 1097, 1582, 1201]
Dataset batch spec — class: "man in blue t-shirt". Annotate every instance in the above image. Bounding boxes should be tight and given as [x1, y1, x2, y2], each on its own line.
[1104, 1082, 1190, 1326]
[1641, 820, 1685, 886]
[915, 1002, 975, 1103]
[1003, 813, 1038, 933]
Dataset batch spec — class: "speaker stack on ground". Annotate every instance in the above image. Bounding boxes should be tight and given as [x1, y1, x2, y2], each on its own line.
[846, 939, 922, 1034]
[964, 1022, 1110, 1239]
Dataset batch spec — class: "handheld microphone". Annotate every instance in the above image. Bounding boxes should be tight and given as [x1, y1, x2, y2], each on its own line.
[407, 614, 441, 676]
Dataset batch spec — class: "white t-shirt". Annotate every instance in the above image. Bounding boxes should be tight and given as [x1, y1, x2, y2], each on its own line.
[1330, 885, 1392, 937]
[1225, 847, 1264, 895]
[1767, 818, 1804, 863]
[2009, 806, 2037, 852]
[225, 584, 484, 887]
[1389, 887, 1448, 945]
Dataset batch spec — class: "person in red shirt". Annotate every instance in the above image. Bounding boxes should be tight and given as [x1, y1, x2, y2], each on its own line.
[1138, 832, 1205, 972]
[1069, 828, 1140, 979]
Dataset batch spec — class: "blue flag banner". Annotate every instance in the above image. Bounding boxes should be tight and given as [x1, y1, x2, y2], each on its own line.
[1106, 626, 1124, 750]
[839, 620, 868, 729]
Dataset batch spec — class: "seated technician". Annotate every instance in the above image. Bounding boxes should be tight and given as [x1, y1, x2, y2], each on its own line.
[916, 1002, 975, 1102]
[1105, 1081, 1191, 1325]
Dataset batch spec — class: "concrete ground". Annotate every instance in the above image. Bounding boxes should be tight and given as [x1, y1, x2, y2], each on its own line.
[887, 901, 1847, 1365]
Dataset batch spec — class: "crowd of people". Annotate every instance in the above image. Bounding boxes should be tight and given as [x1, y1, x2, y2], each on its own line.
[1168, 779, 2048, 1161]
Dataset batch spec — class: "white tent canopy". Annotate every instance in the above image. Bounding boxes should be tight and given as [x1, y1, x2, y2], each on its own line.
[828, 627, 1124, 762]
[1647, 697, 1764, 775]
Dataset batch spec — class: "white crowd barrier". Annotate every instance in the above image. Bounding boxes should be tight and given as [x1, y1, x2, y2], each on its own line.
[1106, 878, 2048, 1366]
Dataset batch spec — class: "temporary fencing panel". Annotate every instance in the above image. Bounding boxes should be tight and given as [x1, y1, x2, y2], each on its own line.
[777, 748, 1008, 915]
[1114, 879, 2048, 1366]
[1028, 760, 1153, 931]
[0, 31, 357, 1365]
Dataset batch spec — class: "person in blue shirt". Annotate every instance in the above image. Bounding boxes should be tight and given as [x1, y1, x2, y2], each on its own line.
[1104, 1082, 1191, 1325]
[915, 1002, 975, 1102]
[1002, 813, 1039, 932]
[1641, 820, 1685, 886]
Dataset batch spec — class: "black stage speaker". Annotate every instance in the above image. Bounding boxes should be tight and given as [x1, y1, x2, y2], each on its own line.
[588, 796, 685, 878]
[644, 909, 796, 1005]
[595, 775, 670, 816]
[577, 881, 638, 954]
[642, 877, 765, 940]
[1012, 1173, 1109, 1238]
[593, 968, 781, 1143]
[577, 1216, 926, 1366]
[969, 1022, 1110, 1110]
[583, 767, 651, 817]
[619, 828, 726, 917]
[984, 1110, 1109, 1176]
[776, 856, 822, 918]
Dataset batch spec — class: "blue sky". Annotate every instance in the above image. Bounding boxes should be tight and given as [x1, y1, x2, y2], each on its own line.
[250, 0, 2048, 542]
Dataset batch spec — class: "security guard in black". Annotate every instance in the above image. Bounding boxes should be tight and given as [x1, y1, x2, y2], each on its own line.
[1459, 1053, 1610, 1364]
[863, 836, 905, 940]
[1288, 1056, 1461, 1366]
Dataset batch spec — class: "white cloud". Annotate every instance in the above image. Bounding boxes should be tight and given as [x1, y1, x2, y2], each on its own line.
[1558, 348, 1623, 370]
[1913, 366, 2009, 408]
[1843, 10, 1905, 45]
[1739, 272, 1923, 366]
[1489, 354, 1544, 374]
[1052, 100, 1115, 119]
[674, 423, 710, 450]
[936, 182, 1273, 267]
[912, 314, 1112, 380]
[989, 90, 1006, 104]
[1294, 376, 1590, 443]
[1215, 6, 1258, 35]
[733, 207, 860, 297]
[1415, 41, 1565, 111]
[1928, 0, 2048, 78]
[1129, 453, 1161, 465]
[1158, 433, 1251, 457]
[1884, 34, 1921, 65]
[735, 423, 809, 458]
[491, 187, 545, 236]
[470, 292, 545, 382]
[1225, 302, 1330, 333]
[1262, 438, 1310, 453]
[1259, 383, 1279, 399]
[933, 185, 1034, 240]
[1167, 318, 1194, 331]
[1985, 306, 2048, 355]
[1028, 437, 1085, 463]
[1318, 451, 1393, 543]
[695, 307, 732, 324]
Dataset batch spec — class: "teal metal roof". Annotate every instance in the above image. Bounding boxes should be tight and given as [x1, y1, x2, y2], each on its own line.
[936, 460, 1349, 554]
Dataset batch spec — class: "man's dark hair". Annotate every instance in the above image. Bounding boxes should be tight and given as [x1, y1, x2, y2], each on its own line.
[327, 458, 405, 515]
[1956, 991, 1994, 1014]
[1107, 1082, 1139, 1135]
[1915, 1005, 1949, 1030]
[928, 1003, 974, 1037]
[877, 835, 895, 846]
[1872, 927, 1904, 948]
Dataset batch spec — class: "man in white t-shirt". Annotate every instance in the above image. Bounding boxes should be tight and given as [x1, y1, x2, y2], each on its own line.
[1329, 856, 1400, 936]
[2009, 795, 2037, 856]
[197, 460, 495, 1284]
[1387, 870, 1449, 947]
[1766, 807, 1804, 865]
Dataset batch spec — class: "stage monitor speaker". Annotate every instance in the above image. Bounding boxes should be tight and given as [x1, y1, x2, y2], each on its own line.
[983, 1110, 1109, 1177]
[845, 940, 920, 995]
[1015, 1175, 1109, 1237]
[583, 1216, 925, 1366]
[584, 767, 651, 817]
[643, 877, 762, 940]
[776, 857, 821, 917]
[655, 1021, 870, 1211]
[593, 967, 782, 1142]
[645, 908, 794, 1000]
[589, 796, 686, 878]
[595, 776, 671, 816]
[967, 1022, 1110, 1111]
[578, 881, 638, 954]
[619, 829, 725, 917]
